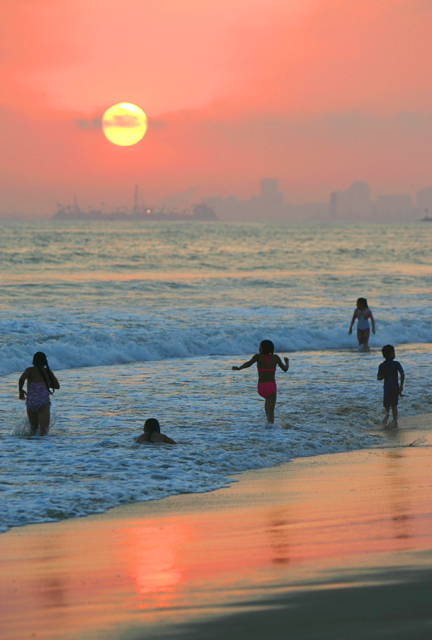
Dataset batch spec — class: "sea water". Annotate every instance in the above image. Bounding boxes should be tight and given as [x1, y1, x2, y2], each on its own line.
[0, 221, 431, 532]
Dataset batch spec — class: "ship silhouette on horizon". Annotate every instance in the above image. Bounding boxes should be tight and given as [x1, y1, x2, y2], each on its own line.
[53, 187, 217, 222]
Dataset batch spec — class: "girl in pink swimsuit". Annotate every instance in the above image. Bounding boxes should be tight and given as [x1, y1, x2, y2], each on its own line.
[232, 340, 289, 424]
[18, 352, 60, 436]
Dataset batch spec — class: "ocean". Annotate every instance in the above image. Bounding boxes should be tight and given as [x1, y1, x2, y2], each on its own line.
[0, 220, 431, 533]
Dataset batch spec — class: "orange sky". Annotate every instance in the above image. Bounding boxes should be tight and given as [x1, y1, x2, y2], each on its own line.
[1, 0, 432, 215]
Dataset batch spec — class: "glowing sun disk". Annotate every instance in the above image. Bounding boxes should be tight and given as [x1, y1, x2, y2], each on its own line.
[102, 103, 148, 146]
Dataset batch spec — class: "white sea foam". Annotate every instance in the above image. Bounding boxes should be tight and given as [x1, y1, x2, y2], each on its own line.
[0, 305, 430, 376]
[1, 347, 431, 533]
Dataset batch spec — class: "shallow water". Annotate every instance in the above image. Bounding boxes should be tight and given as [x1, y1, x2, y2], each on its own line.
[0, 221, 431, 532]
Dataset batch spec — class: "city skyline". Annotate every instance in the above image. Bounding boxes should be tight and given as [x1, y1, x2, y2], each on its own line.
[4, 177, 431, 223]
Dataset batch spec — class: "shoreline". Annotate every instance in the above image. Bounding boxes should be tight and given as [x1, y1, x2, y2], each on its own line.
[1, 413, 432, 639]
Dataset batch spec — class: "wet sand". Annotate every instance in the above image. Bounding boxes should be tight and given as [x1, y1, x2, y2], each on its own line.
[1, 414, 432, 639]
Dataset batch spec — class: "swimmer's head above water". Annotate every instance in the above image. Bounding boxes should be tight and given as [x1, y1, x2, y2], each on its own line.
[143, 418, 160, 435]
[137, 418, 176, 445]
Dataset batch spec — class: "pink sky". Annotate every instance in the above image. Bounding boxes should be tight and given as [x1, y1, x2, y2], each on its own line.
[1, 0, 432, 215]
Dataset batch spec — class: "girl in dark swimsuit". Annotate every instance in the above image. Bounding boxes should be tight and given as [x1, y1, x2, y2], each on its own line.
[232, 340, 289, 424]
[18, 352, 60, 436]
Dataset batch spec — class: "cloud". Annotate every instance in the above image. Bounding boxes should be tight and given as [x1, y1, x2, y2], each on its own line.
[148, 118, 168, 130]
[76, 115, 102, 129]
[103, 114, 141, 129]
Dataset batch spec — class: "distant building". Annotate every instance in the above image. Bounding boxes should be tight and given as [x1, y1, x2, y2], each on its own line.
[372, 194, 412, 221]
[329, 181, 371, 219]
[191, 203, 217, 221]
[329, 190, 343, 219]
[259, 178, 284, 204]
[416, 188, 432, 219]
[416, 187, 432, 210]
[204, 178, 291, 222]
[246, 178, 285, 221]
[203, 196, 240, 221]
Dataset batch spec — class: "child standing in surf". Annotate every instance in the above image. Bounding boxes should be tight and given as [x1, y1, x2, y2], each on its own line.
[348, 297, 375, 352]
[232, 340, 289, 425]
[18, 352, 60, 436]
[377, 344, 405, 428]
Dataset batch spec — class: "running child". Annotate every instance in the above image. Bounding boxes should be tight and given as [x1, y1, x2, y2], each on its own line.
[18, 352, 60, 436]
[348, 297, 375, 351]
[136, 418, 176, 444]
[232, 340, 289, 424]
[377, 344, 405, 428]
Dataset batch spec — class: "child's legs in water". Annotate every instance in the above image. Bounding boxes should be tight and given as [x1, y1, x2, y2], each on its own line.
[265, 392, 277, 424]
[27, 408, 39, 435]
[27, 404, 50, 436]
[357, 328, 370, 351]
[383, 406, 398, 427]
[383, 388, 398, 427]
[38, 404, 51, 436]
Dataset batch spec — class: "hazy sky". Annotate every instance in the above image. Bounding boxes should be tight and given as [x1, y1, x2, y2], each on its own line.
[1, 0, 432, 215]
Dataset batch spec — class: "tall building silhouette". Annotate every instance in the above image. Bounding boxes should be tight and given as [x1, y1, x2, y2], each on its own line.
[329, 181, 371, 218]
[260, 178, 284, 204]
[416, 187, 432, 214]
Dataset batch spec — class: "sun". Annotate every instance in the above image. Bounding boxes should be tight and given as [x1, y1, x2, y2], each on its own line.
[102, 103, 148, 146]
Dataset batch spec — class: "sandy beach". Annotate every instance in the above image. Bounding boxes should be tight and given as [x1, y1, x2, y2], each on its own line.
[1, 413, 432, 640]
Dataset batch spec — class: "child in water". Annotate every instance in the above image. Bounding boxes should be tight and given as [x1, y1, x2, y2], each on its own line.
[18, 352, 60, 436]
[232, 340, 289, 425]
[377, 344, 405, 428]
[348, 297, 375, 352]
[136, 418, 176, 444]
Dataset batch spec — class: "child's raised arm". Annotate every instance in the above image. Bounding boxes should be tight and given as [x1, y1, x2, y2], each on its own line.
[232, 354, 258, 371]
[276, 356, 289, 372]
[348, 310, 357, 334]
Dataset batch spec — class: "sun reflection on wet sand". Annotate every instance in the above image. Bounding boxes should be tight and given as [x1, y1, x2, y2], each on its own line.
[124, 524, 184, 600]
[1, 422, 432, 640]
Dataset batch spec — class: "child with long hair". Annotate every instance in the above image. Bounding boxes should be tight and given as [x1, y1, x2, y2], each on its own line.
[348, 297, 375, 352]
[232, 340, 289, 424]
[18, 352, 60, 436]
